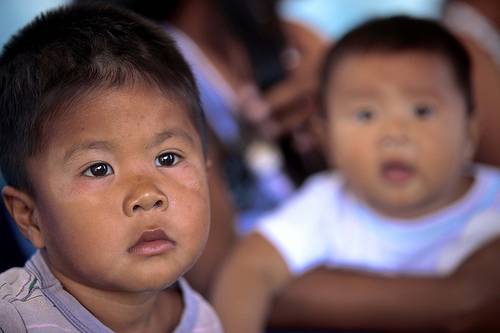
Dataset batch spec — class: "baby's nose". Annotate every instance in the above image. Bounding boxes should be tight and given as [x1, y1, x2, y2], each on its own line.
[379, 118, 410, 147]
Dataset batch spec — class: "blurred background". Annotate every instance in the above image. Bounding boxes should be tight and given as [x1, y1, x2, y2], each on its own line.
[0, 0, 446, 270]
[1, 1, 500, 331]
[0, 0, 443, 48]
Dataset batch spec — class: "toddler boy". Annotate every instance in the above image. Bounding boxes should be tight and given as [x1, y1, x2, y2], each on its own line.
[0, 4, 222, 332]
[212, 16, 500, 332]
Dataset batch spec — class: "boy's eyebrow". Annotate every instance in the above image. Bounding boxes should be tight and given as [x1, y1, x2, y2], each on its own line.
[63, 141, 115, 163]
[146, 128, 195, 150]
[62, 128, 195, 162]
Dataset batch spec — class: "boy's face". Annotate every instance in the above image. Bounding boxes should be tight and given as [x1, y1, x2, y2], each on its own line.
[25, 83, 210, 293]
[326, 51, 476, 218]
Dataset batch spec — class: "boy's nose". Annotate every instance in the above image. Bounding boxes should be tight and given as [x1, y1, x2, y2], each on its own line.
[123, 181, 168, 217]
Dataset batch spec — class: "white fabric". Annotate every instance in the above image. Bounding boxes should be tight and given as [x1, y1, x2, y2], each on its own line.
[257, 165, 500, 276]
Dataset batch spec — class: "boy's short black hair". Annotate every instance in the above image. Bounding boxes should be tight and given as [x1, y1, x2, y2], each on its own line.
[0, 4, 207, 194]
[320, 15, 473, 116]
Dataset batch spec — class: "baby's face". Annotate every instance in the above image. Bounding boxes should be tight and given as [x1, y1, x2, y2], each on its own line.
[326, 51, 475, 218]
[26, 83, 210, 293]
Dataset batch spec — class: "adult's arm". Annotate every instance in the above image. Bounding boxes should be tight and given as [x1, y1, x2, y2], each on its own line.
[211, 233, 293, 333]
[268, 238, 500, 332]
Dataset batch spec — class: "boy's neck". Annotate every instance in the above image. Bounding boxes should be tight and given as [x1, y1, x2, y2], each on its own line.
[75, 286, 182, 333]
[43, 253, 183, 332]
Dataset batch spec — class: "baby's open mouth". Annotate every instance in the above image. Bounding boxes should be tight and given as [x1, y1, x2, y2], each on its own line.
[381, 160, 415, 183]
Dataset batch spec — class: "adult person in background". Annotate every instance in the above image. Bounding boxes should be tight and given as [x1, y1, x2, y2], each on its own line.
[443, 0, 500, 167]
[75, 0, 328, 296]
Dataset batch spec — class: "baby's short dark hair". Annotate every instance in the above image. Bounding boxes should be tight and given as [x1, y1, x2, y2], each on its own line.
[320, 15, 473, 117]
[0, 4, 206, 194]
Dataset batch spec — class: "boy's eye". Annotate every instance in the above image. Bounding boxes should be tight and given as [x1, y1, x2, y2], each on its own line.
[155, 152, 181, 167]
[413, 105, 434, 119]
[82, 162, 113, 177]
[355, 109, 375, 123]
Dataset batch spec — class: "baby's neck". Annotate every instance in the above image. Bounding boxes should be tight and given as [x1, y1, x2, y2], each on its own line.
[365, 175, 475, 220]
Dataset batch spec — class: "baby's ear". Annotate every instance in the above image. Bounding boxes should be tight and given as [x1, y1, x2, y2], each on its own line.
[2, 186, 45, 249]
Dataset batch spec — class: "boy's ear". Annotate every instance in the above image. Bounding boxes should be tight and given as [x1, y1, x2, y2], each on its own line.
[2, 186, 45, 249]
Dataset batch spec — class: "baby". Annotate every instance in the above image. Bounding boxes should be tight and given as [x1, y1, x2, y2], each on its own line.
[0, 4, 221, 332]
[212, 16, 500, 332]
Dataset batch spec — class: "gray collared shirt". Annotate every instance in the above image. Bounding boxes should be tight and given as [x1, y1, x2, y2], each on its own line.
[0, 251, 222, 332]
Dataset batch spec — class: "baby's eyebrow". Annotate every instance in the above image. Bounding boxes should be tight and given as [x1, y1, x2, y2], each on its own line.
[63, 141, 115, 163]
[146, 128, 195, 150]
[341, 89, 380, 99]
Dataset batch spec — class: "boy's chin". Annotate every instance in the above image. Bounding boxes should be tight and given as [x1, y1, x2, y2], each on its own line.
[122, 267, 184, 292]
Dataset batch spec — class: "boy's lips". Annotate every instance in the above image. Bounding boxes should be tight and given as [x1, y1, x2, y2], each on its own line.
[380, 160, 415, 183]
[128, 229, 176, 256]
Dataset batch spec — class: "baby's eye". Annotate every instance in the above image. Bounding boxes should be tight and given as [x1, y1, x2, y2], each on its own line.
[155, 152, 182, 167]
[413, 105, 434, 119]
[82, 162, 113, 177]
[355, 109, 375, 123]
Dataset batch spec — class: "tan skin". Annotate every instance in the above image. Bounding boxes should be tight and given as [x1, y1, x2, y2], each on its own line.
[211, 52, 500, 333]
[184, 130, 237, 295]
[269, 237, 500, 332]
[169, 0, 327, 296]
[216, 233, 500, 332]
[167, 0, 243, 296]
[266, 4, 500, 330]
[3, 83, 210, 332]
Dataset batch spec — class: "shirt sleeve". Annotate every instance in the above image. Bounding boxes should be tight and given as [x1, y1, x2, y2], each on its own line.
[0, 300, 25, 332]
[256, 173, 335, 275]
[174, 278, 223, 333]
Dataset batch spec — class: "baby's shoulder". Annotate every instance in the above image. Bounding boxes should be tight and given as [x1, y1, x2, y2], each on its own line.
[473, 165, 500, 206]
[295, 171, 343, 200]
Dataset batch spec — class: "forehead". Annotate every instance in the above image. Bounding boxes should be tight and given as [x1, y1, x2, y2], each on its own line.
[327, 51, 460, 99]
[43, 83, 199, 147]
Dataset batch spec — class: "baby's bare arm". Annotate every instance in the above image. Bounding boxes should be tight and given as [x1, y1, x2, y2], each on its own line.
[211, 232, 292, 333]
[267, 238, 500, 332]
